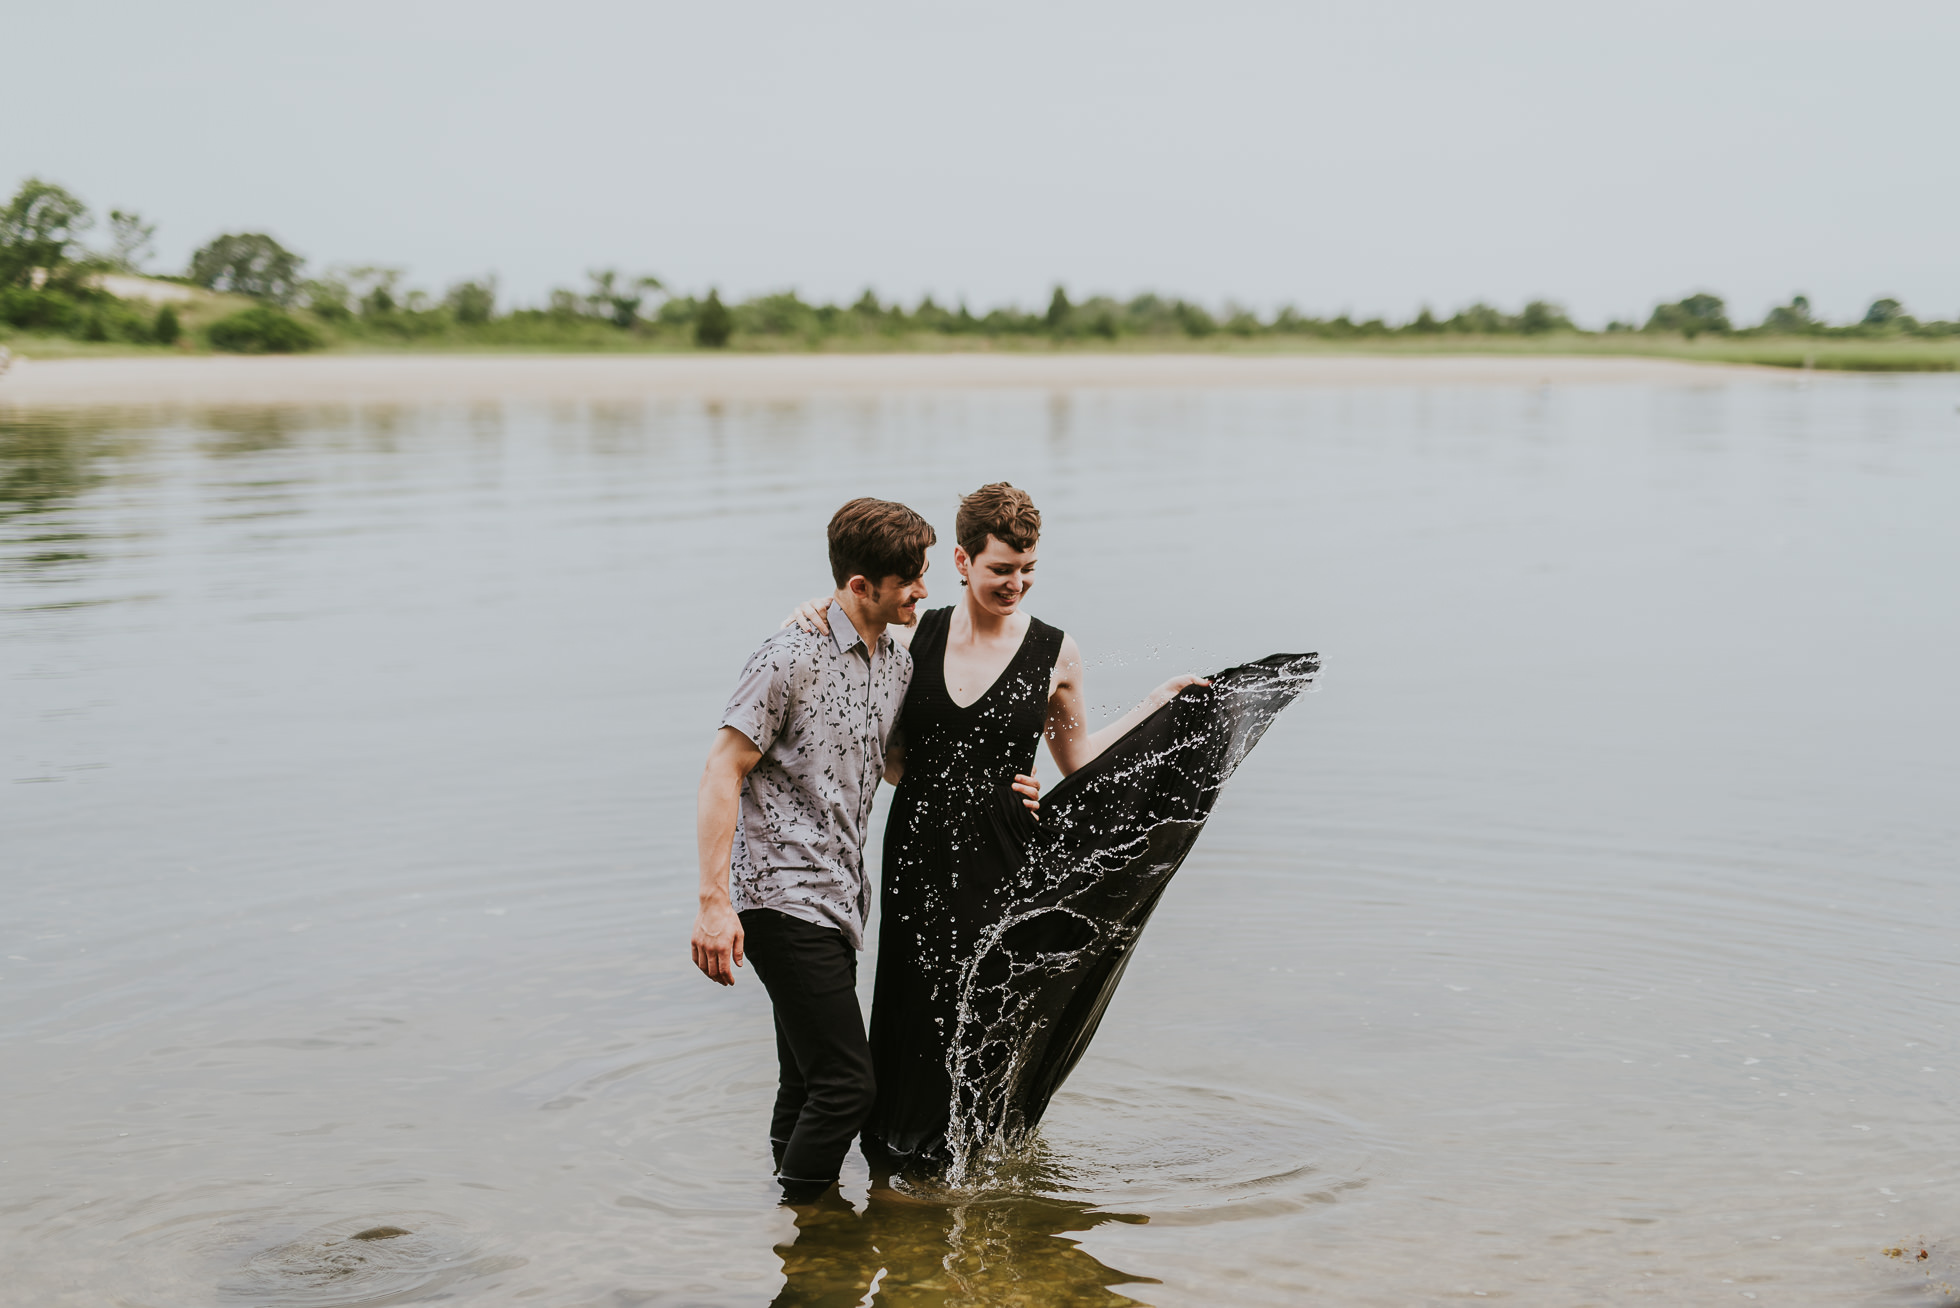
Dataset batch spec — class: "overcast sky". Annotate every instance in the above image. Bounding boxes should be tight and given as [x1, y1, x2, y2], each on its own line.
[6, 0, 1955, 326]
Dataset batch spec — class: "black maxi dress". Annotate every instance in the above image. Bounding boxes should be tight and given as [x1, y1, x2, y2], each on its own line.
[865, 604, 1318, 1175]
[865, 605, 1066, 1165]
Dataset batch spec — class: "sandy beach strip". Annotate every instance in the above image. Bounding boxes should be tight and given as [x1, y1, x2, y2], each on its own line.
[0, 351, 1765, 409]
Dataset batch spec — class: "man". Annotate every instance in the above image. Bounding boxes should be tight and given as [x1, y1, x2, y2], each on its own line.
[693, 496, 995, 1203]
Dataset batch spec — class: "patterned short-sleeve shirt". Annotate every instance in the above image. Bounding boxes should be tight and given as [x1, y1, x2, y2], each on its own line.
[719, 600, 911, 949]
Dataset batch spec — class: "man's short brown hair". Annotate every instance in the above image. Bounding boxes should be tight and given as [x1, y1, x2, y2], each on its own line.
[956, 482, 1041, 559]
[828, 497, 936, 587]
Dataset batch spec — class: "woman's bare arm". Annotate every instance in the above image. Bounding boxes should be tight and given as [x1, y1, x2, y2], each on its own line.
[784, 596, 917, 648]
[1044, 633, 1207, 777]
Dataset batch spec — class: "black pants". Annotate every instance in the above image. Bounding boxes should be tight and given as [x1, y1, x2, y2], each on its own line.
[740, 908, 874, 1197]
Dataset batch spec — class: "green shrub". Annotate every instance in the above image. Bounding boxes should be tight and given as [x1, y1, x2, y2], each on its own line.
[1646, 293, 1731, 338]
[0, 285, 83, 332]
[206, 306, 322, 354]
[1173, 300, 1217, 338]
[695, 290, 732, 348]
[188, 233, 304, 304]
[1045, 286, 1072, 334]
[446, 279, 496, 325]
[1520, 300, 1574, 334]
[153, 305, 181, 344]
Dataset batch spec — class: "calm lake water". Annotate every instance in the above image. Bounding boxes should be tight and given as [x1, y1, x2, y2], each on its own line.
[4, 374, 1957, 1306]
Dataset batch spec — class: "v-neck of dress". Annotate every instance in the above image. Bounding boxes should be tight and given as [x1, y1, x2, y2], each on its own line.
[942, 615, 1034, 711]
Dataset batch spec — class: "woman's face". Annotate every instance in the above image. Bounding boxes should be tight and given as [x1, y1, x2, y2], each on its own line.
[957, 534, 1037, 617]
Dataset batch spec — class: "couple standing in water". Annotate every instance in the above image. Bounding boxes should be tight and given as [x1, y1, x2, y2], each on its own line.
[691, 484, 1204, 1203]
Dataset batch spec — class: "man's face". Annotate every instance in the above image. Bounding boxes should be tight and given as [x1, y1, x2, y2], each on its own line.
[959, 535, 1036, 616]
[861, 559, 930, 628]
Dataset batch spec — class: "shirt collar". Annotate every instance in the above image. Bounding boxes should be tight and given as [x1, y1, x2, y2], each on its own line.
[828, 598, 879, 657]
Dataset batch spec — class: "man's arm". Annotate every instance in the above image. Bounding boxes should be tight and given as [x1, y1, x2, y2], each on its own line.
[692, 725, 762, 986]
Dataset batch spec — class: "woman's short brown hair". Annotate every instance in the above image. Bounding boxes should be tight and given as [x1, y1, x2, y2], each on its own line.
[828, 497, 937, 586]
[956, 482, 1041, 559]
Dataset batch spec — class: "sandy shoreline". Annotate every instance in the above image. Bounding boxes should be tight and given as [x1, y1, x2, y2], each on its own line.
[0, 351, 1767, 408]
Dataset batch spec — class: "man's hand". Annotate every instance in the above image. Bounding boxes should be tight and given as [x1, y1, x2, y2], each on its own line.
[692, 898, 744, 986]
[1012, 771, 1040, 816]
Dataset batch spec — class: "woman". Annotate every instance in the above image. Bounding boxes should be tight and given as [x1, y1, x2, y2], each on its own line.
[789, 483, 1207, 1164]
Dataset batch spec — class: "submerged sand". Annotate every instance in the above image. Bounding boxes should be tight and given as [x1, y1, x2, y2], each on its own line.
[0, 352, 1765, 409]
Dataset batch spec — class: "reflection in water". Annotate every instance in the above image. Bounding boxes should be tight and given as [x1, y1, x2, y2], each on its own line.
[774, 1181, 1151, 1308]
[195, 406, 308, 458]
[6, 382, 1960, 1305]
[0, 414, 120, 577]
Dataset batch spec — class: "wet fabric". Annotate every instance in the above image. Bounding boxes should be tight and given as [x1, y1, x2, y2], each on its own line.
[741, 907, 876, 1197]
[943, 651, 1317, 1176]
[865, 606, 1066, 1163]
[871, 639, 1319, 1178]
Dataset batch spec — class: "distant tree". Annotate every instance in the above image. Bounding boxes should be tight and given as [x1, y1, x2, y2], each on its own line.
[302, 275, 353, 320]
[188, 233, 304, 304]
[343, 267, 404, 318]
[1080, 298, 1119, 340]
[741, 291, 820, 337]
[206, 305, 322, 353]
[655, 294, 697, 327]
[1448, 303, 1512, 333]
[1127, 292, 1168, 329]
[1645, 293, 1730, 339]
[695, 289, 733, 347]
[1862, 297, 1905, 327]
[852, 290, 882, 317]
[1762, 294, 1814, 332]
[1519, 300, 1573, 335]
[1409, 307, 1442, 333]
[583, 269, 662, 328]
[547, 288, 583, 320]
[152, 304, 181, 345]
[1045, 286, 1072, 333]
[1172, 300, 1216, 337]
[107, 209, 156, 272]
[446, 278, 497, 325]
[0, 178, 92, 288]
[910, 294, 956, 334]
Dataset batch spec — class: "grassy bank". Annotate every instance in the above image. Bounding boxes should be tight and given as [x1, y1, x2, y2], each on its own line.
[9, 175, 1958, 373]
[9, 325, 1958, 372]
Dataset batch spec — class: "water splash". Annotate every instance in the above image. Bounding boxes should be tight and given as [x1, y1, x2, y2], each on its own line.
[939, 653, 1319, 1183]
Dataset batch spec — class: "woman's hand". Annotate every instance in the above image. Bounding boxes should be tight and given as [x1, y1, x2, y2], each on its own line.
[1012, 770, 1040, 817]
[781, 596, 833, 635]
[1144, 674, 1210, 712]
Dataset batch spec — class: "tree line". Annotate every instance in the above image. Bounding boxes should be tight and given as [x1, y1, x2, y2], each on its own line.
[4, 178, 1955, 354]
